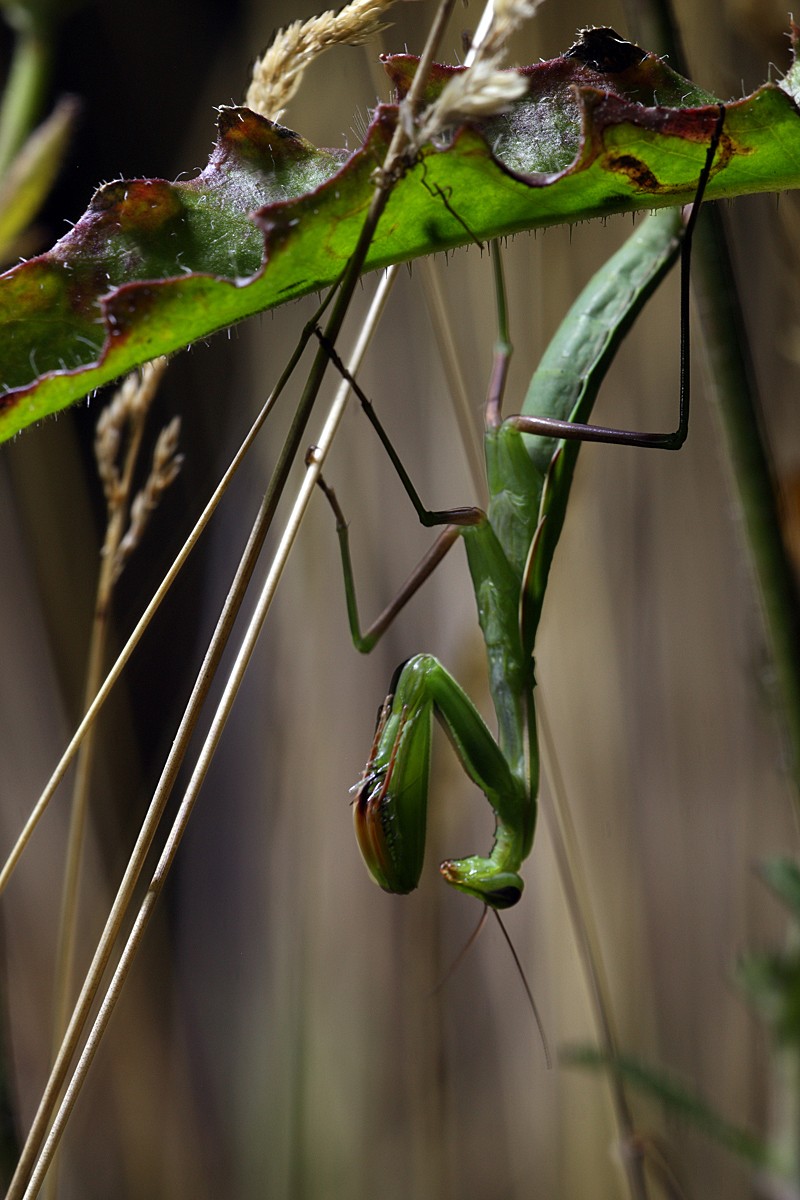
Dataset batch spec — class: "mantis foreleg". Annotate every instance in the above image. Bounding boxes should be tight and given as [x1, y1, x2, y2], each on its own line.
[354, 653, 529, 908]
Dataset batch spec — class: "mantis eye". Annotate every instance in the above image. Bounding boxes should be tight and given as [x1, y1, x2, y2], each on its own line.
[483, 884, 523, 909]
[484, 888, 522, 902]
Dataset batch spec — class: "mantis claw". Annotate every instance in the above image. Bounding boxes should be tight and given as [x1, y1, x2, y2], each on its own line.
[353, 681, 431, 896]
[351, 655, 529, 905]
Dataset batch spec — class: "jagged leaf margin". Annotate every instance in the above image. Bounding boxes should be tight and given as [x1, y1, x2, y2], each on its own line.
[1, 31, 800, 441]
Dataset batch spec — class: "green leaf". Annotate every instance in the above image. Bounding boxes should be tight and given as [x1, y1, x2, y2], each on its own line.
[562, 1044, 770, 1168]
[2, 29, 800, 441]
[739, 858, 800, 1047]
[740, 951, 800, 1049]
[758, 858, 800, 920]
[0, 95, 77, 262]
[0, 0, 86, 35]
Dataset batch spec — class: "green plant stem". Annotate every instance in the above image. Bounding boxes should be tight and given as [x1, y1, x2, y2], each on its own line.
[624, 0, 800, 798]
[0, 24, 51, 175]
[693, 213, 800, 788]
[625, 0, 800, 764]
[635, 0, 800, 785]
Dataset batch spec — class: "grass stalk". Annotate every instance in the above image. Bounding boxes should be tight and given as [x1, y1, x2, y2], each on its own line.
[44, 360, 170, 1200]
[18, 265, 399, 1200]
[6, 0, 460, 1187]
[626, 0, 800, 799]
[0, 311, 320, 898]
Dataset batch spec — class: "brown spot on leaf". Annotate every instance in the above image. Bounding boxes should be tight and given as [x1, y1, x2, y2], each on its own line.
[91, 179, 183, 232]
[605, 152, 661, 191]
[216, 107, 316, 164]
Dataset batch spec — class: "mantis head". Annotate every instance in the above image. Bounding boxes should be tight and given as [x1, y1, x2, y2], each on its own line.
[440, 856, 524, 910]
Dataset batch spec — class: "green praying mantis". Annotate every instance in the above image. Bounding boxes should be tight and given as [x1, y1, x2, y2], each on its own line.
[316, 103, 726, 911]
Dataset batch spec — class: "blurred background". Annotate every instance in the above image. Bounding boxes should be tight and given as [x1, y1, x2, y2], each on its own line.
[1, 0, 799, 1196]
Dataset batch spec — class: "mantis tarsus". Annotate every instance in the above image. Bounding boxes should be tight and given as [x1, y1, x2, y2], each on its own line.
[317, 103, 726, 911]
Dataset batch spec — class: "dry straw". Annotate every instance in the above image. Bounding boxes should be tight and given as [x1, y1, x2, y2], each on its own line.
[416, 0, 542, 144]
[246, 0, 398, 123]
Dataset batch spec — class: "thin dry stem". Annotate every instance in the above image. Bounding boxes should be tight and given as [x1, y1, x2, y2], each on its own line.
[21, 266, 400, 1200]
[415, 0, 541, 143]
[246, 0, 397, 122]
[538, 700, 650, 1200]
[3, 313, 318, 1199]
[10, 0, 460, 1182]
[0, 351, 287, 906]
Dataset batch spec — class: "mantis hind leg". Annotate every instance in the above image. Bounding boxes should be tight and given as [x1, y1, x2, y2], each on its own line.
[512, 103, 726, 450]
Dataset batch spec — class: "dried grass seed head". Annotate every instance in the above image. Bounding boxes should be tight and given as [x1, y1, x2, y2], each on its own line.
[112, 416, 184, 581]
[246, 0, 397, 123]
[414, 0, 541, 145]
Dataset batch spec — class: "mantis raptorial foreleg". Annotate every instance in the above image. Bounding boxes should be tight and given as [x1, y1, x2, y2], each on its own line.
[353, 654, 528, 908]
[314, 432, 534, 906]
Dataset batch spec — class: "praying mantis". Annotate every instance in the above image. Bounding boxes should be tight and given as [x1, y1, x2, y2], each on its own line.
[317, 103, 726, 910]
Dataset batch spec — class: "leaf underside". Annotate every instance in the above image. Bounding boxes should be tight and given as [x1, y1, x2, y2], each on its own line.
[2, 28, 800, 441]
